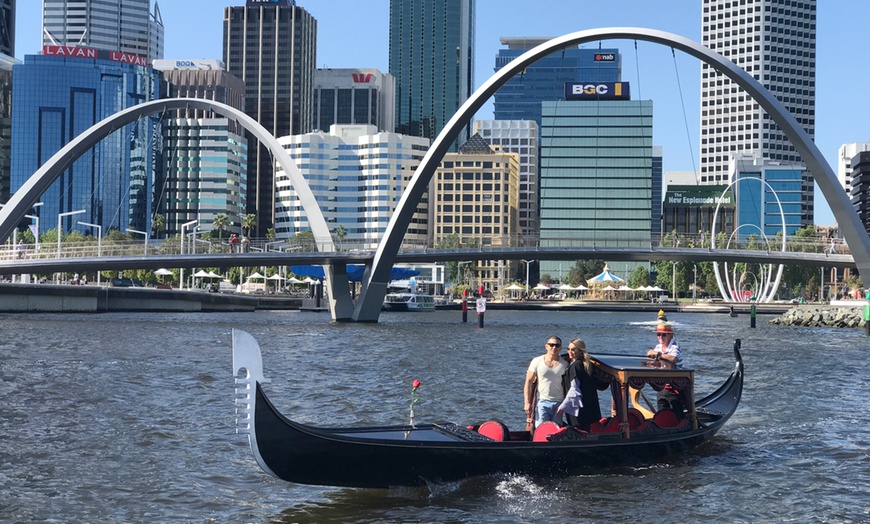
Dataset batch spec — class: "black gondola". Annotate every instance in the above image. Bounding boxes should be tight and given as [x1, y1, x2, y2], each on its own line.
[232, 329, 744, 489]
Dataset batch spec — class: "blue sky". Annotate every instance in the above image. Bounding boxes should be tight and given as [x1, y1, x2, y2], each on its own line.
[15, 1, 870, 225]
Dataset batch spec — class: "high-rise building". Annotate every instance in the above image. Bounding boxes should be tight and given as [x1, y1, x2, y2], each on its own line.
[42, 0, 164, 61]
[0, 0, 14, 57]
[389, 0, 474, 150]
[153, 59, 247, 237]
[849, 152, 870, 234]
[837, 143, 870, 198]
[11, 54, 161, 235]
[493, 38, 620, 128]
[0, 53, 16, 203]
[274, 124, 430, 249]
[224, 0, 316, 233]
[538, 97, 653, 279]
[432, 133, 519, 292]
[700, 0, 815, 225]
[472, 120, 537, 238]
[314, 68, 395, 133]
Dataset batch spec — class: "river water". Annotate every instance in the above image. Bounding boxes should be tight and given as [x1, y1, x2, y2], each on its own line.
[1, 309, 869, 523]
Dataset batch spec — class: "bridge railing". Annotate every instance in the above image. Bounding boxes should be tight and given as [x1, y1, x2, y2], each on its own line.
[0, 231, 853, 263]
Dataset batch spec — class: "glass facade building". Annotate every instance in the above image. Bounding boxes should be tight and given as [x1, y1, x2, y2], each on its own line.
[154, 60, 248, 237]
[730, 154, 804, 239]
[0, 53, 16, 203]
[0, 0, 13, 57]
[11, 54, 161, 235]
[539, 99, 653, 278]
[389, 0, 474, 150]
[224, 1, 316, 232]
[493, 39, 620, 128]
[42, 0, 164, 61]
[274, 124, 430, 249]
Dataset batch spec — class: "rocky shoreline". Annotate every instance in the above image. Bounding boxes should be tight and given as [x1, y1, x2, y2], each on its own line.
[769, 305, 867, 328]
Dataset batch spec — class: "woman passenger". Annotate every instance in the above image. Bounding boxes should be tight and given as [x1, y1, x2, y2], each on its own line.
[557, 338, 602, 430]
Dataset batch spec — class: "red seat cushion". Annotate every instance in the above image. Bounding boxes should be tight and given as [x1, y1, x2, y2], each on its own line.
[589, 417, 620, 433]
[653, 409, 679, 428]
[477, 420, 510, 441]
[532, 421, 562, 442]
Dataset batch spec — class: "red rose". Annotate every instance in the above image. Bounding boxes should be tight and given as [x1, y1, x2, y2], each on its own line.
[412, 379, 421, 389]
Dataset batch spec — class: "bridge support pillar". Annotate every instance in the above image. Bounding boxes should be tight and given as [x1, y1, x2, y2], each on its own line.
[325, 262, 354, 322]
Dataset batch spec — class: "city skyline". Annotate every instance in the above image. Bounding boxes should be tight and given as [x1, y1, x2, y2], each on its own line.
[12, 0, 870, 226]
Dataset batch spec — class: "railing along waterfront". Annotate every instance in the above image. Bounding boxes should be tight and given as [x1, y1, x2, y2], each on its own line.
[0, 232, 853, 263]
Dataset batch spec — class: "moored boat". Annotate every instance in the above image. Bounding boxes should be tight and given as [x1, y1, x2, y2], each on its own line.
[232, 329, 743, 488]
[382, 292, 436, 312]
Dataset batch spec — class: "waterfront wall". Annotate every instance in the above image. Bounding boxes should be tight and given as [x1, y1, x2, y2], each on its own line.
[0, 284, 302, 313]
[768, 304, 867, 328]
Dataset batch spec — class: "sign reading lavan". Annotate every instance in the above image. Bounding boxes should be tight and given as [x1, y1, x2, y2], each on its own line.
[564, 82, 630, 101]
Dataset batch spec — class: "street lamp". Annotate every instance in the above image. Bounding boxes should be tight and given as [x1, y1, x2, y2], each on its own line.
[57, 209, 85, 257]
[180, 220, 197, 290]
[127, 228, 149, 256]
[78, 221, 102, 285]
[521, 259, 533, 296]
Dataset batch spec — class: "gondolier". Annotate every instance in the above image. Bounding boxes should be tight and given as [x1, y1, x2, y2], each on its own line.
[647, 319, 684, 414]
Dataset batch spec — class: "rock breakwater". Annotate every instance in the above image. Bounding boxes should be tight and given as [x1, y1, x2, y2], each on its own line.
[769, 306, 866, 328]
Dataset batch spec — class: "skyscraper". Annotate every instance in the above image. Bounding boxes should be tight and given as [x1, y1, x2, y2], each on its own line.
[0, 0, 14, 57]
[42, 0, 164, 61]
[224, 0, 316, 233]
[389, 0, 474, 149]
[493, 38, 620, 128]
[153, 59, 248, 237]
[700, 0, 815, 225]
[314, 68, 395, 132]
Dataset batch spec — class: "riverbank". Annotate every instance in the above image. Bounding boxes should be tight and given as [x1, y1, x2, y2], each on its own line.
[768, 303, 868, 328]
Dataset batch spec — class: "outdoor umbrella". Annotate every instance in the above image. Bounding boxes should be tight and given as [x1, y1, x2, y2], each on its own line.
[155, 268, 173, 276]
[247, 272, 265, 280]
[533, 283, 550, 291]
[287, 277, 303, 284]
[504, 284, 525, 291]
[207, 271, 222, 279]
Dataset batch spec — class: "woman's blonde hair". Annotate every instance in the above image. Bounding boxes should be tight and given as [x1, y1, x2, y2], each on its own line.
[568, 338, 591, 372]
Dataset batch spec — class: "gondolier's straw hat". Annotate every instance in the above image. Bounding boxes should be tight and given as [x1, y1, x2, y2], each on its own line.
[655, 322, 674, 334]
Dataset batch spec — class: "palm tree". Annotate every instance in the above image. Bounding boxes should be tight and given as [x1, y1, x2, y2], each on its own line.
[242, 213, 257, 238]
[213, 213, 229, 241]
[151, 213, 165, 240]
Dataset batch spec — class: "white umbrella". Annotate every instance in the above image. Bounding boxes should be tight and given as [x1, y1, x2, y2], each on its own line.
[558, 283, 574, 290]
[575, 284, 588, 291]
[247, 272, 265, 280]
[533, 283, 550, 291]
[604, 285, 616, 291]
[207, 271, 222, 279]
[193, 269, 210, 278]
[287, 277, 303, 284]
[504, 283, 525, 291]
[155, 268, 173, 276]
[303, 277, 317, 284]
[618, 285, 634, 292]
[267, 274, 285, 281]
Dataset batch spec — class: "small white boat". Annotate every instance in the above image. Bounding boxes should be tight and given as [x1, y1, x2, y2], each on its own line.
[382, 292, 436, 312]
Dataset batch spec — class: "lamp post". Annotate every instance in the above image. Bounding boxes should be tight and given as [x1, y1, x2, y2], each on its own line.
[521, 259, 532, 297]
[78, 222, 102, 285]
[127, 228, 149, 256]
[57, 209, 85, 257]
[180, 220, 197, 290]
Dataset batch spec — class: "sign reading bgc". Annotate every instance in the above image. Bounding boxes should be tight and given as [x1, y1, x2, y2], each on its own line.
[43, 46, 150, 67]
[564, 82, 630, 101]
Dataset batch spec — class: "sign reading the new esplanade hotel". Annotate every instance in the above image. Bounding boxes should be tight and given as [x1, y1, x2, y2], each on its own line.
[665, 188, 734, 207]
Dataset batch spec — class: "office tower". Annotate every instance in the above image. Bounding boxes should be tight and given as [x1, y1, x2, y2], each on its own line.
[838, 143, 870, 198]
[433, 133, 519, 292]
[389, 0, 474, 149]
[700, 0, 815, 225]
[0, 0, 13, 56]
[224, 0, 316, 233]
[274, 124, 430, 249]
[314, 68, 395, 132]
[850, 152, 870, 234]
[538, 97, 653, 279]
[42, 0, 164, 61]
[11, 53, 160, 235]
[153, 59, 247, 237]
[493, 38, 620, 128]
[730, 154, 805, 238]
[472, 120, 537, 238]
[0, 53, 15, 202]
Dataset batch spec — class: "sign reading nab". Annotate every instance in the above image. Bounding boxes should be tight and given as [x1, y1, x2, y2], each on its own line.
[564, 82, 630, 101]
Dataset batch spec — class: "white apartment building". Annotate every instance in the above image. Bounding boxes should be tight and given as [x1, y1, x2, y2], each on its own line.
[838, 143, 870, 197]
[700, 0, 815, 226]
[274, 124, 430, 248]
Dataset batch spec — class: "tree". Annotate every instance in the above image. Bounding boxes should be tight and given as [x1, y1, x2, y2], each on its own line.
[564, 260, 604, 287]
[212, 213, 229, 241]
[627, 265, 650, 289]
[151, 213, 165, 239]
[242, 214, 257, 237]
[334, 224, 347, 249]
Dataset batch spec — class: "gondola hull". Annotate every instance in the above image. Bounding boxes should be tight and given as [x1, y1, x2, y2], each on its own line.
[233, 330, 743, 489]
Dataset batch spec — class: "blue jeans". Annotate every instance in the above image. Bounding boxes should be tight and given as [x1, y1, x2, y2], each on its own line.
[535, 399, 560, 427]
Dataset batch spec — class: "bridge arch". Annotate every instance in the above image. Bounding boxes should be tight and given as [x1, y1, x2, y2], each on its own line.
[353, 27, 870, 321]
[0, 98, 355, 319]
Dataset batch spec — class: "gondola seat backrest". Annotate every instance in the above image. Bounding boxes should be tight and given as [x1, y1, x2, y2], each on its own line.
[627, 408, 649, 431]
[589, 417, 620, 433]
[532, 421, 562, 442]
[652, 409, 689, 429]
[477, 420, 510, 441]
